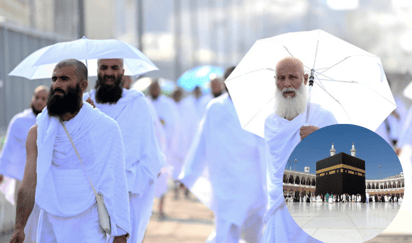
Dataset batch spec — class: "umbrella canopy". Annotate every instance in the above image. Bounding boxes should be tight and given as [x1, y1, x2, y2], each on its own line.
[9, 36, 158, 79]
[225, 29, 396, 138]
[177, 65, 224, 93]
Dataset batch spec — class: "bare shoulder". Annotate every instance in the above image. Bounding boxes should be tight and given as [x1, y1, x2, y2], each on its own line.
[26, 124, 38, 150]
[27, 124, 38, 140]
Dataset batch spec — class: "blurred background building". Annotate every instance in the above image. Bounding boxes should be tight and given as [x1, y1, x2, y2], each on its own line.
[2, 0, 412, 132]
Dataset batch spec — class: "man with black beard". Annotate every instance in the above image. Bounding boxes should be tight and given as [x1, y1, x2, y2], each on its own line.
[10, 59, 131, 243]
[0, 86, 48, 243]
[84, 59, 163, 243]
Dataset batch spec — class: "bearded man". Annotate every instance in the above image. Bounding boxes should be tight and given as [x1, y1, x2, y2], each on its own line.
[10, 59, 130, 243]
[84, 59, 163, 242]
[262, 57, 337, 243]
[0, 85, 48, 243]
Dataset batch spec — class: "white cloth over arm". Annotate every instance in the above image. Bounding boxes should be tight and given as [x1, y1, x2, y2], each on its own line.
[0, 109, 36, 180]
[263, 103, 337, 243]
[179, 93, 267, 228]
[35, 102, 131, 238]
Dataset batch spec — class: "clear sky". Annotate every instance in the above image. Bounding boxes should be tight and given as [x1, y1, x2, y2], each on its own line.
[287, 124, 403, 180]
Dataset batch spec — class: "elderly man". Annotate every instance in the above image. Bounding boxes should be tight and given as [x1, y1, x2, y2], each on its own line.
[0, 85, 48, 243]
[179, 67, 267, 243]
[262, 57, 337, 243]
[84, 59, 162, 242]
[10, 59, 130, 243]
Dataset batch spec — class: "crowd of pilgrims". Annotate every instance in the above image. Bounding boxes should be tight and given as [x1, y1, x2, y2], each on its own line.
[285, 193, 404, 203]
[0, 56, 410, 242]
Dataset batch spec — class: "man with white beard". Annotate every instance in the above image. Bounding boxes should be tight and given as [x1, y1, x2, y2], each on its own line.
[10, 59, 130, 243]
[84, 59, 163, 242]
[0, 85, 48, 243]
[262, 57, 337, 243]
[179, 66, 267, 243]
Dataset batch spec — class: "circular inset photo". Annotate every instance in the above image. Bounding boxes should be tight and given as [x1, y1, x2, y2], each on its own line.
[283, 124, 404, 243]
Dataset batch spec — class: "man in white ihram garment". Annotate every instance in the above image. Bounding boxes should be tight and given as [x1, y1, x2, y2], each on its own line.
[0, 85, 48, 243]
[147, 79, 180, 217]
[83, 58, 163, 242]
[179, 67, 267, 243]
[170, 88, 198, 198]
[262, 57, 337, 243]
[10, 59, 130, 243]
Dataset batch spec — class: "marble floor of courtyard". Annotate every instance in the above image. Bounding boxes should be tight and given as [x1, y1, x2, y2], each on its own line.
[286, 201, 401, 243]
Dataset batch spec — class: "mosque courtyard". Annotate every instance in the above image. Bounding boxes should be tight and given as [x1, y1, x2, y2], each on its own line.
[286, 201, 401, 243]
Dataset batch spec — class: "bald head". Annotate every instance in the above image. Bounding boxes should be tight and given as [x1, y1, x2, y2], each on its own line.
[98, 58, 124, 69]
[33, 85, 49, 95]
[31, 85, 49, 116]
[211, 78, 223, 98]
[149, 79, 161, 100]
[55, 58, 88, 83]
[276, 57, 305, 76]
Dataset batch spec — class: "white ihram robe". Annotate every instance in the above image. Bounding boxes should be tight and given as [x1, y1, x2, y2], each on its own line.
[262, 103, 336, 243]
[179, 93, 267, 243]
[170, 97, 198, 179]
[0, 108, 40, 243]
[35, 103, 131, 242]
[84, 89, 163, 243]
[150, 95, 180, 197]
[145, 97, 168, 199]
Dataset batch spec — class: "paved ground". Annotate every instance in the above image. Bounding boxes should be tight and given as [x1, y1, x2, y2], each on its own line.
[287, 201, 400, 242]
[143, 191, 214, 243]
[1, 192, 411, 243]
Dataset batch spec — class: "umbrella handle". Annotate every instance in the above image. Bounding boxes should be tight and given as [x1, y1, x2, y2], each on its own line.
[305, 70, 315, 123]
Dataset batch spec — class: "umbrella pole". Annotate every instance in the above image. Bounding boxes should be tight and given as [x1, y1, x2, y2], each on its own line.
[305, 69, 315, 124]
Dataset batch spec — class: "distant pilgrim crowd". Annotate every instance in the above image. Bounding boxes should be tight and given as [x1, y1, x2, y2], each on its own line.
[286, 193, 404, 204]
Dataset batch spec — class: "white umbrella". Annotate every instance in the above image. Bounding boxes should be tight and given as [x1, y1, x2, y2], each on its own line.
[225, 29, 396, 138]
[9, 36, 158, 79]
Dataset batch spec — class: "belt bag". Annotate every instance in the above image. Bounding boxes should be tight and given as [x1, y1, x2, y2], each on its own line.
[62, 122, 111, 234]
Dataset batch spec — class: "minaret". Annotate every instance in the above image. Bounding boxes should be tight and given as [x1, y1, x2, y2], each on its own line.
[351, 142, 356, 157]
[330, 143, 336, 156]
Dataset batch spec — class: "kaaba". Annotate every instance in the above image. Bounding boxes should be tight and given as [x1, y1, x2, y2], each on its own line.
[316, 152, 365, 196]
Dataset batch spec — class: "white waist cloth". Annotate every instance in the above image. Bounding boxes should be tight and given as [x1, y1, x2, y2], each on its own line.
[37, 204, 106, 243]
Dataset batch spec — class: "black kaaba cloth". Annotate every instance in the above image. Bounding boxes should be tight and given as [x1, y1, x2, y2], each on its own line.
[316, 152, 365, 196]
